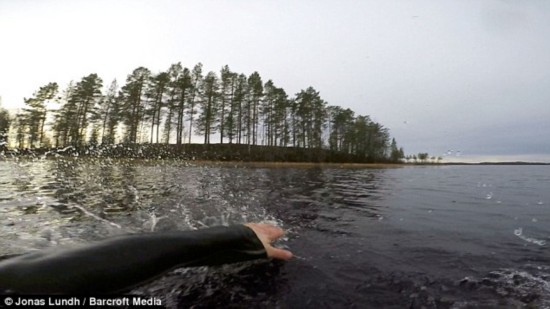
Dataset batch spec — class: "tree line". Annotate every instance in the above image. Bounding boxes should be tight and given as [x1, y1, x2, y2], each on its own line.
[0, 103, 10, 149]
[1, 63, 405, 162]
[405, 153, 443, 164]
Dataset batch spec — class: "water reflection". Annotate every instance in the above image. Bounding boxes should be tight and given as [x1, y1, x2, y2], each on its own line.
[0, 158, 389, 253]
[271, 168, 387, 224]
[2, 159, 548, 307]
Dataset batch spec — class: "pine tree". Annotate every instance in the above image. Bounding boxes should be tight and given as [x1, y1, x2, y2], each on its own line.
[163, 63, 182, 144]
[22, 82, 58, 147]
[13, 114, 28, 148]
[120, 67, 151, 143]
[52, 82, 77, 147]
[175, 65, 192, 145]
[275, 87, 291, 147]
[0, 104, 10, 149]
[262, 80, 276, 146]
[247, 72, 263, 145]
[233, 74, 247, 144]
[67, 74, 103, 146]
[223, 72, 239, 144]
[145, 71, 169, 143]
[197, 71, 219, 144]
[261, 81, 289, 146]
[329, 106, 354, 152]
[294, 87, 326, 148]
[389, 138, 404, 162]
[97, 79, 120, 144]
[219, 65, 235, 144]
[186, 63, 203, 144]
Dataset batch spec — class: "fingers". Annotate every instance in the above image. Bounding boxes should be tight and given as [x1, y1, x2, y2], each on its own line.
[267, 246, 293, 260]
[245, 223, 293, 260]
[261, 224, 284, 241]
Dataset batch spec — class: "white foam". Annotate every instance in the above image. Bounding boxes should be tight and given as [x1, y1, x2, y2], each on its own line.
[514, 228, 546, 246]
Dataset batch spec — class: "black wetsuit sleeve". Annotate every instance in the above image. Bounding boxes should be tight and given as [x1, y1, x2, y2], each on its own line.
[0, 225, 267, 294]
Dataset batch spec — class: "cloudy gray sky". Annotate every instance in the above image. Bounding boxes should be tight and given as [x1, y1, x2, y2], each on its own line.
[1, 0, 549, 162]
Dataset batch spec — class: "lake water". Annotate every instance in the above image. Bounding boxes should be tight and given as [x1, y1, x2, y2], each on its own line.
[1, 158, 549, 308]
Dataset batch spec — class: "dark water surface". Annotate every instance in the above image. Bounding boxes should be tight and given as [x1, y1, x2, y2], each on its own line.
[1, 158, 549, 308]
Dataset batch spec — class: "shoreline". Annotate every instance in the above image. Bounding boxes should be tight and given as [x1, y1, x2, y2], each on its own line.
[2, 145, 548, 166]
[0, 143, 398, 165]
[2, 154, 547, 168]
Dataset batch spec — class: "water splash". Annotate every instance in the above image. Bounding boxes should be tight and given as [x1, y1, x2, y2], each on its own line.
[486, 268, 550, 308]
[514, 228, 546, 246]
[57, 146, 74, 153]
[144, 212, 166, 232]
[71, 204, 122, 229]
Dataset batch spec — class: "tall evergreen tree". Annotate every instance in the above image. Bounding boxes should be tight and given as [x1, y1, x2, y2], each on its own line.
[13, 114, 28, 148]
[369, 122, 390, 160]
[290, 98, 298, 147]
[247, 72, 263, 145]
[218, 65, 235, 144]
[22, 82, 58, 147]
[120, 67, 151, 143]
[68, 74, 103, 146]
[187, 63, 202, 144]
[350, 115, 389, 161]
[274, 87, 291, 146]
[223, 72, 240, 144]
[311, 99, 327, 149]
[294, 87, 326, 148]
[97, 79, 120, 144]
[145, 71, 169, 143]
[261, 80, 289, 146]
[163, 63, 182, 144]
[0, 104, 10, 149]
[389, 138, 405, 162]
[262, 80, 276, 146]
[175, 66, 192, 145]
[329, 106, 354, 152]
[52, 82, 77, 147]
[233, 74, 247, 144]
[197, 71, 219, 144]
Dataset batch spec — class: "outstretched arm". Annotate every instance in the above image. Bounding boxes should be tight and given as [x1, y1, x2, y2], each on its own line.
[0, 224, 292, 295]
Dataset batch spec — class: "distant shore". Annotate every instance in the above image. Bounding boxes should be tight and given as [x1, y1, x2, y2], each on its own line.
[440, 161, 550, 166]
[1, 154, 547, 167]
[200, 160, 547, 167]
[1, 144, 548, 166]
[0, 143, 398, 165]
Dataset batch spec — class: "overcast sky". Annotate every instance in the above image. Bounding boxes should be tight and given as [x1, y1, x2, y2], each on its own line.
[1, 0, 549, 162]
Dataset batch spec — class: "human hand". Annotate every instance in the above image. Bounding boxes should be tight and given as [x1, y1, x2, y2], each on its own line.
[245, 223, 293, 260]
